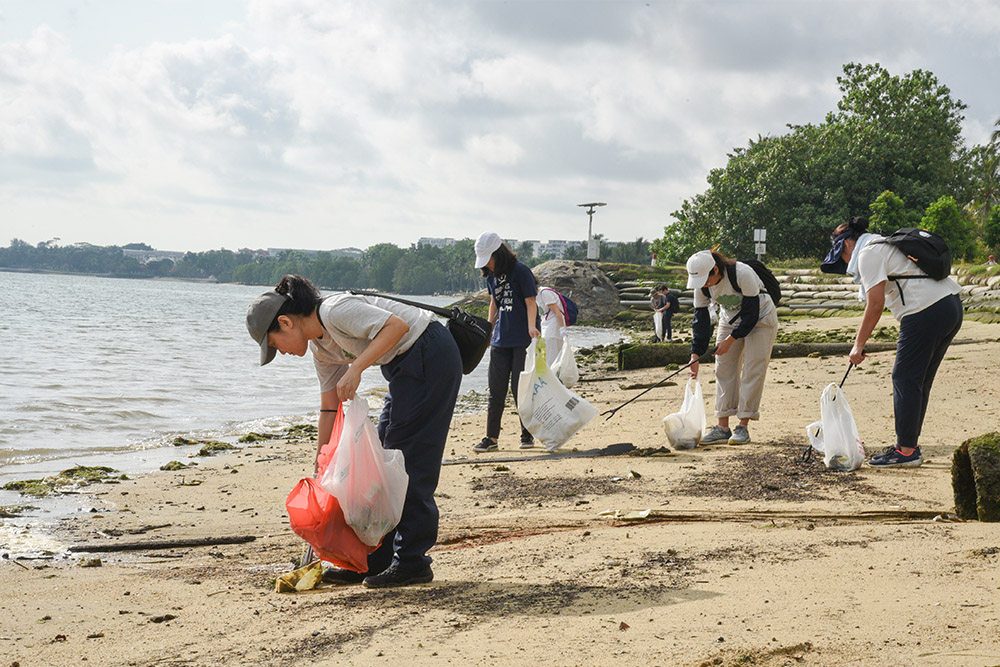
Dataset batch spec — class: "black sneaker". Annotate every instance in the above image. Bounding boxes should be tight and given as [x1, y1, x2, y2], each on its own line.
[519, 438, 535, 450]
[869, 446, 923, 468]
[322, 567, 366, 585]
[362, 564, 434, 589]
[473, 437, 498, 453]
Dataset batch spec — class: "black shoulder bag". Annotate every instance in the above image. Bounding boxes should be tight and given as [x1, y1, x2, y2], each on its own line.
[347, 291, 491, 374]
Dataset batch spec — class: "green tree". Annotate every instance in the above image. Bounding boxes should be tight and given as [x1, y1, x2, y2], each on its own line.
[984, 205, 1000, 251]
[361, 243, 405, 291]
[606, 237, 652, 265]
[868, 190, 906, 235]
[921, 195, 975, 260]
[654, 63, 969, 261]
[392, 259, 446, 294]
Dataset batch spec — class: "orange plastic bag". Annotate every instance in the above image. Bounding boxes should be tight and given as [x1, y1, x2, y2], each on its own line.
[285, 405, 376, 572]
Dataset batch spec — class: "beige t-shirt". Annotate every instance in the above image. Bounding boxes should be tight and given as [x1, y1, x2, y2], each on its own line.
[310, 294, 433, 393]
[691, 261, 775, 323]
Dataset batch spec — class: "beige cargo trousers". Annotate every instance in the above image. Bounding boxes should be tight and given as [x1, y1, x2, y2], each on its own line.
[713, 308, 778, 420]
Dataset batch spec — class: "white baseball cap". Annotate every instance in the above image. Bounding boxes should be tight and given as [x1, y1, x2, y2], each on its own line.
[685, 250, 716, 290]
[474, 231, 504, 269]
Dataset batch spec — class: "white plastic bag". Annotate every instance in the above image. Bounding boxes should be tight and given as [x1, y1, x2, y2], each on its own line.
[662, 378, 706, 450]
[805, 421, 824, 452]
[653, 311, 664, 341]
[517, 339, 598, 451]
[816, 383, 865, 471]
[320, 397, 409, 546]
[550, 334, 580, 387]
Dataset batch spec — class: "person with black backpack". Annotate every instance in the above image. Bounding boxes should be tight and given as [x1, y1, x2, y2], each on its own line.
[821, 216, 962, 468]
[686, 249, 780, 446]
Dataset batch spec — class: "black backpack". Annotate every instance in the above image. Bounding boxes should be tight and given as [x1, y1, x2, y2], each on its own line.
[870, 228, 952, 281]
[702, 259, 782, 305]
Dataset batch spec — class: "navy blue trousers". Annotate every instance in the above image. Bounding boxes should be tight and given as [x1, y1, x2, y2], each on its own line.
[364, 321, 462, 573]
[893, 294, 963, 448]
[486, 345, 532, 443]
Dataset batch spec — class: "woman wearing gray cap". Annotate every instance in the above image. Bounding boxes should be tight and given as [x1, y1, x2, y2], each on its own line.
[246, 274, 462, 588]
[471, 231, 539, 453]
[686, 249, 779, 446]
[820, 216, 962, 467]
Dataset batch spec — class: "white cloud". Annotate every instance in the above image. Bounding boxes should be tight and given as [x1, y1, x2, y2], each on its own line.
[1, 0, 998, 252]
[464, 133, 524, 166]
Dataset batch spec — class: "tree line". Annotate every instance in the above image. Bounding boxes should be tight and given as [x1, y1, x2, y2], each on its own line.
[0, 236, 653, 294]
[653, 62, 1000, 263]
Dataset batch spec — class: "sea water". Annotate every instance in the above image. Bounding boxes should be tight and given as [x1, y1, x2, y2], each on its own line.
[0, 271, 620, 552]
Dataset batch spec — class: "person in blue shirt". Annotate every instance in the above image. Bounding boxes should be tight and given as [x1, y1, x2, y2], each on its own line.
[472, 232, 539, 452]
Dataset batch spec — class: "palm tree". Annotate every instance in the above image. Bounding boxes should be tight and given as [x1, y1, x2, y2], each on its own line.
[967, 117, 1000, 228]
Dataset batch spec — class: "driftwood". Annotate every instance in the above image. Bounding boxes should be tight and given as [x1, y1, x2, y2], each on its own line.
[69, 535, 256, 553]
[601, 508, 951, 524]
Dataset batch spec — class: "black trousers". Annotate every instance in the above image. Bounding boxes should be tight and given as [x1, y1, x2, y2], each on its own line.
[893, 293, 963, 448]
[486, 345, 532, 443]
[363, 321, 462, 573]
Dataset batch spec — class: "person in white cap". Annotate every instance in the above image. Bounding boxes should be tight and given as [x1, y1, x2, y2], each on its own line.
[686, 249, 778, 445]
[472, 231, 539, 452]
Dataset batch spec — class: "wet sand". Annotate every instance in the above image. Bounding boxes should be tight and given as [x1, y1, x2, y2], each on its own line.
[2, 316, 999, 667]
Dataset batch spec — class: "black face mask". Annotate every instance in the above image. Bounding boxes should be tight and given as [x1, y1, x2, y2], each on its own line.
[821, 230, 853, 274]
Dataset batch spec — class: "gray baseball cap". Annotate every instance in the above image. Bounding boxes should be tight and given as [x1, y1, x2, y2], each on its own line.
[246, 290, 288, 366]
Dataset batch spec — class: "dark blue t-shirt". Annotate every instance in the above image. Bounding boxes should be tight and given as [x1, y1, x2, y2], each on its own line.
[486, 261, 538, 348]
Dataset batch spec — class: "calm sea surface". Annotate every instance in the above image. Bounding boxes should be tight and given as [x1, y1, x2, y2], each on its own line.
[0, 271, 621, 489]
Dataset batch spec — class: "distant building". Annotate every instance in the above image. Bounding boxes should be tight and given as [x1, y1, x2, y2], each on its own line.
[266, 247, 363, 258]
[538, 240, 582, 258]
[121, 249, 186, 264]
[417, 237, 456, 248]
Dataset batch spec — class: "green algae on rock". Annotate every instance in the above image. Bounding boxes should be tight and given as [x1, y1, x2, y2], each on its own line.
[952, 432, 1000, 522]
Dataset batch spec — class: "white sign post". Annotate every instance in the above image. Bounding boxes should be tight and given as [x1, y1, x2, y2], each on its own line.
[753, 229, 767, 261]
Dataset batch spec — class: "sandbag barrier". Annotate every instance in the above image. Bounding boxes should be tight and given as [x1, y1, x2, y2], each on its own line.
[613, 268, 1000, 319]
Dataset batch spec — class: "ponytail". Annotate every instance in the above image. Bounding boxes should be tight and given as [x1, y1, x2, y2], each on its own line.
[269, 274, 322, 332]
[832, 216, 870, 241]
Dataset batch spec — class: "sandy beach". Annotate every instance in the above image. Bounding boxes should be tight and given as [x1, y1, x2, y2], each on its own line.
[2, 315, 999, 667]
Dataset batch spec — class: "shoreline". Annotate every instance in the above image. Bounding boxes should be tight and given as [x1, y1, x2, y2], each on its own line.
[2, 317, 998, 666]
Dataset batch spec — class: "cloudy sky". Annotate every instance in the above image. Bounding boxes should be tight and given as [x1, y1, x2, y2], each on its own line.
[1, 0, 998, 253]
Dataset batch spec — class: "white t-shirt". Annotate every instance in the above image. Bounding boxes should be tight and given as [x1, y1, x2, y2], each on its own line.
[310, 294, 433, 393]
[537, 287, 564, 339]
[855, 235, 961, 320]
[692, 261, 775, 323]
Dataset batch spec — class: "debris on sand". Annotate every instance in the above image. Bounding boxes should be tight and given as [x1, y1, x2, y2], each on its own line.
[275, 561, 324, 593]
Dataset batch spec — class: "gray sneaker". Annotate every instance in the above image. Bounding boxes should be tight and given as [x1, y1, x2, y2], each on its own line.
[729, 425, 750, 444]
[701, 425, 732, 445]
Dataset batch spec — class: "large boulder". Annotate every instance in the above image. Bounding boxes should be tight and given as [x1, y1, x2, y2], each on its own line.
[531, 260, 620, 322]
[952, 432, 1000, 522]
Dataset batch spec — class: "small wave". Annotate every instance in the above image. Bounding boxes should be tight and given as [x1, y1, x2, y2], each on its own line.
[0, 522, 68, 559]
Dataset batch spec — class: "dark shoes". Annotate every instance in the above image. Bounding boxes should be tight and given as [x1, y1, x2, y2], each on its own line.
[473, 437, 498, 453]
[363, 564, 434, 589]
[519, 438, 535, 450]
[869, 446, 923, 468]
[322, 567, 366, 585]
